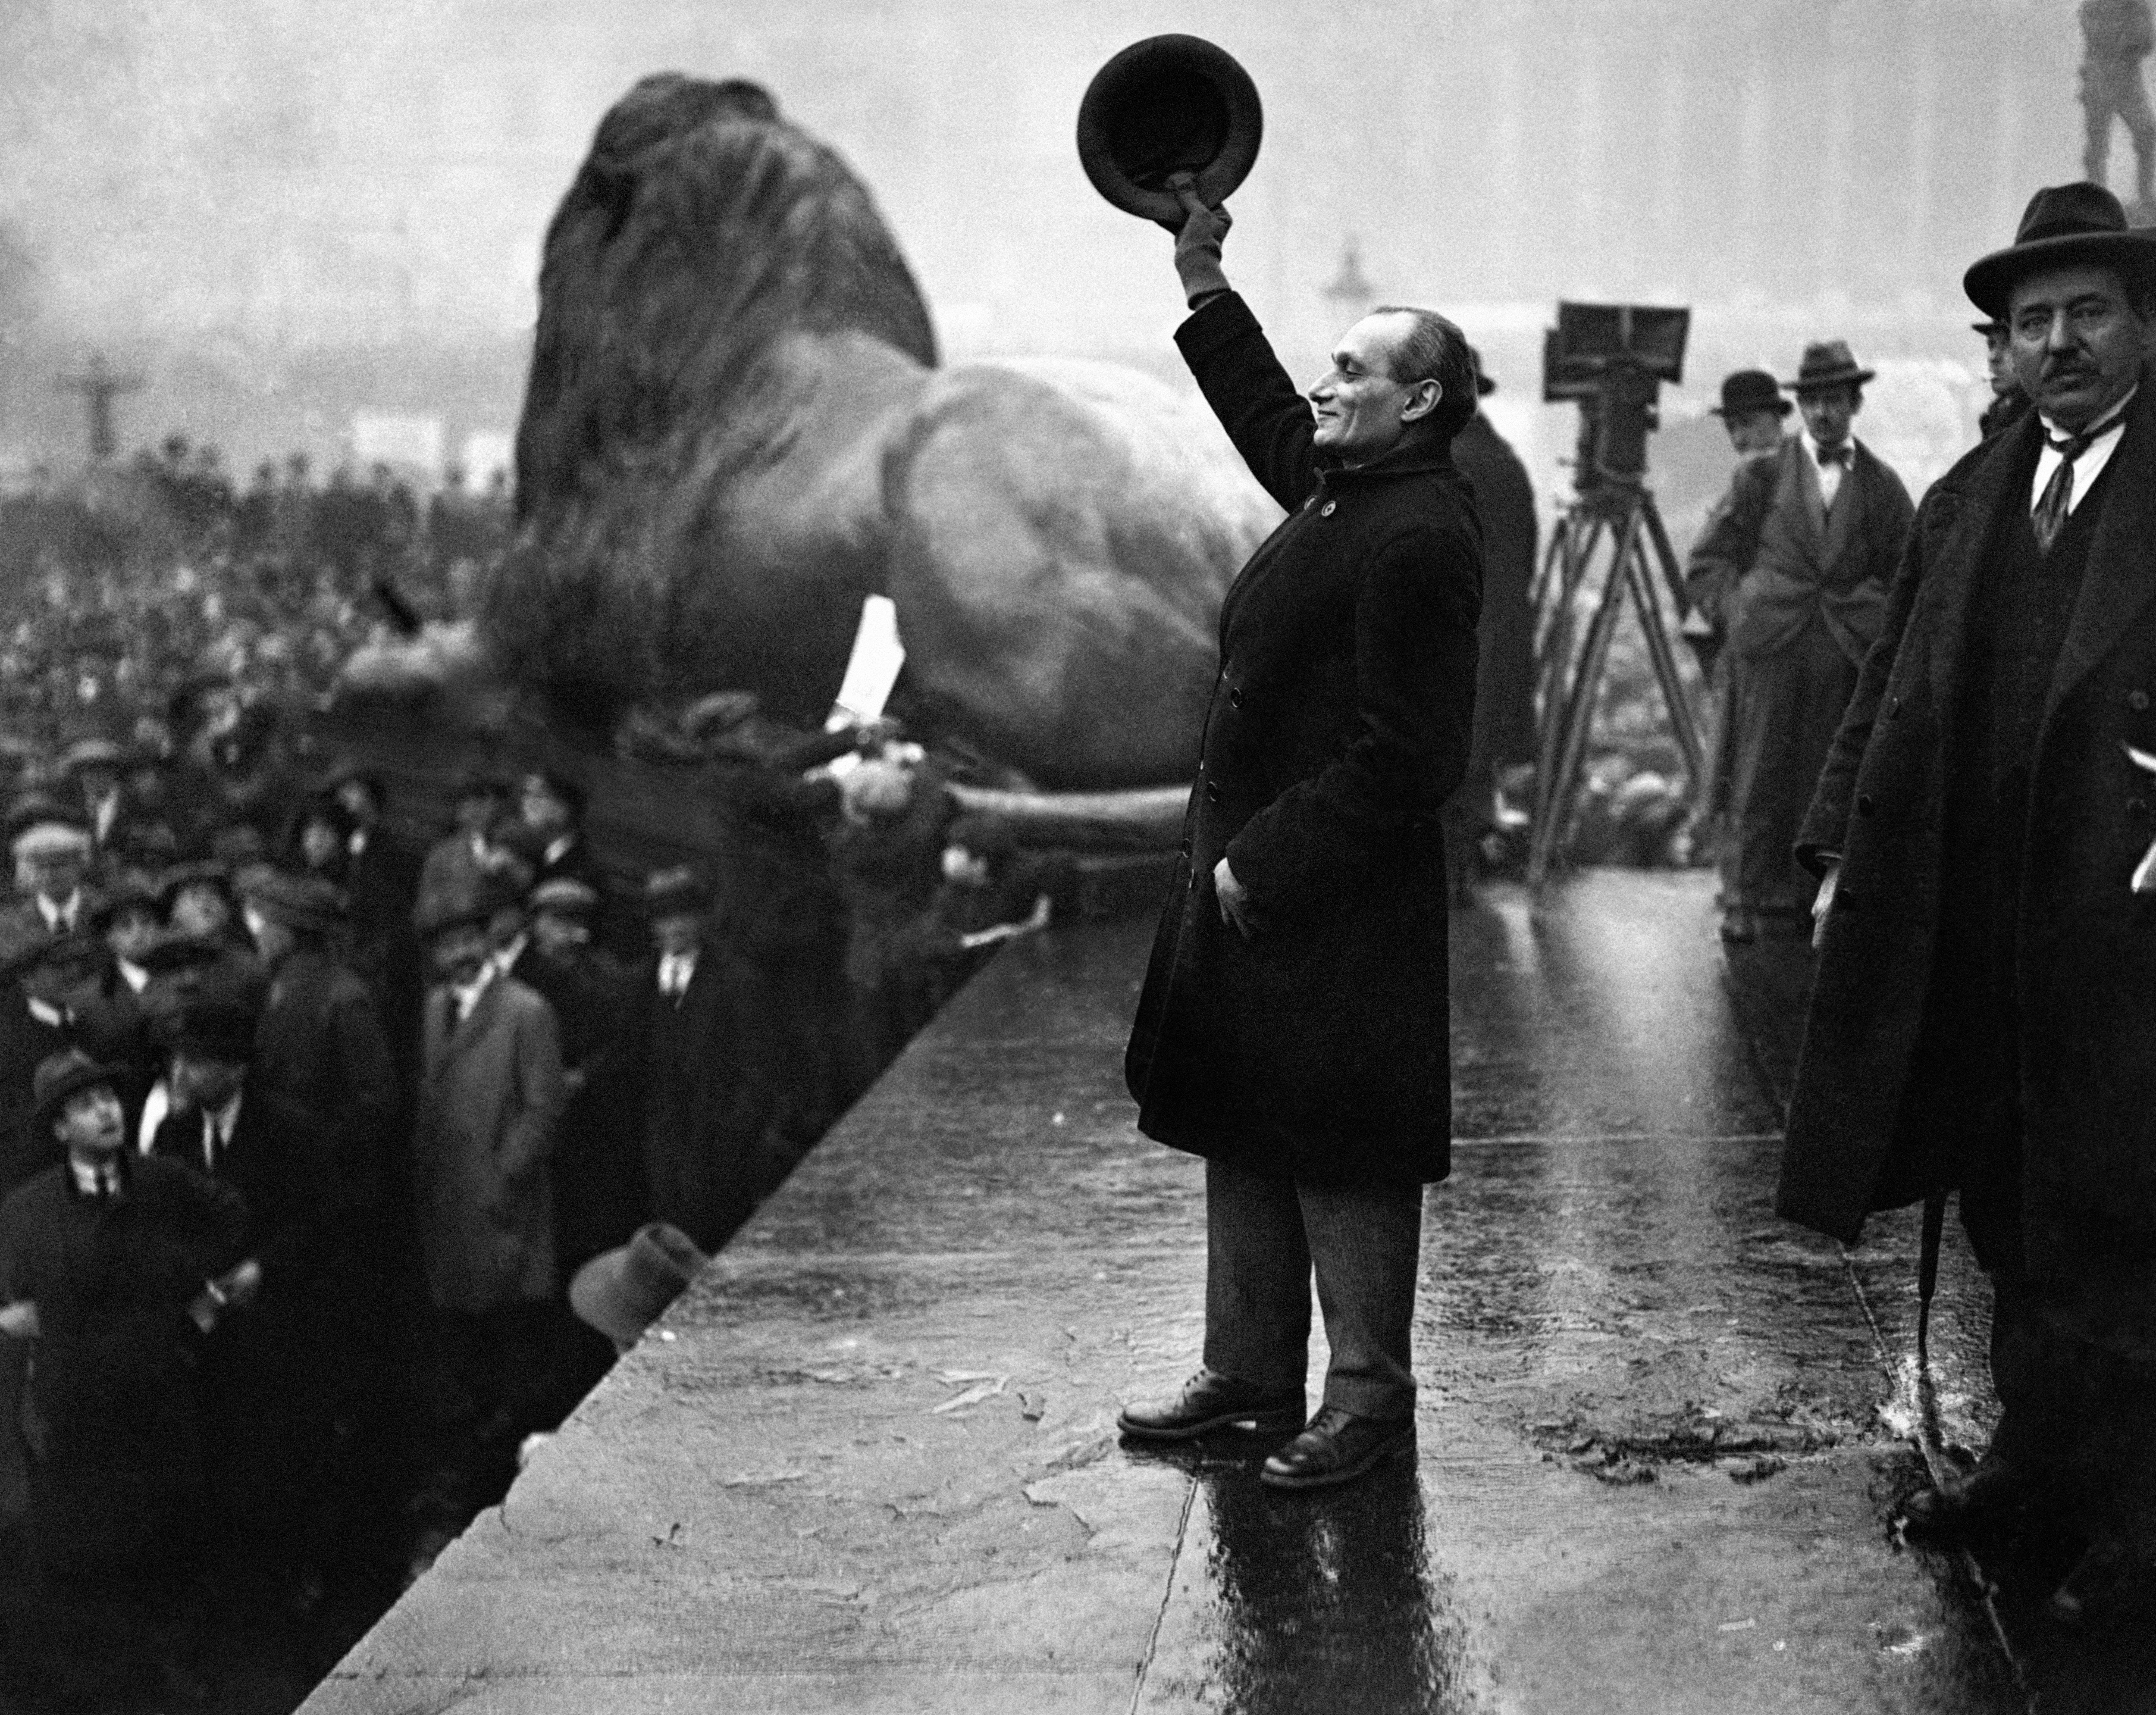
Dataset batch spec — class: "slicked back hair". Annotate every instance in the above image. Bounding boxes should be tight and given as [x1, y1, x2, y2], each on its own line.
[1370, 304, 1479, 441]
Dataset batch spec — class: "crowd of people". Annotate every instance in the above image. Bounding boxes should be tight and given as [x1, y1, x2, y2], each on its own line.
[0, 444, 1071, 1706]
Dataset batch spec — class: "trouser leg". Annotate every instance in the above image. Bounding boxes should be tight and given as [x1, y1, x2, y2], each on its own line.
[1301, 1179, 1424, 1420]
[1202, 1158, 1311, 1392]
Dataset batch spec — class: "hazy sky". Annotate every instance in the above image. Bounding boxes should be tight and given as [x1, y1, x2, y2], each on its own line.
[0, 0, 2096, 477]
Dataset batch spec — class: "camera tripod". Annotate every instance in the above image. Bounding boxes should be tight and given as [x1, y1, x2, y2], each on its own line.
[1526, 474, 1705, 892]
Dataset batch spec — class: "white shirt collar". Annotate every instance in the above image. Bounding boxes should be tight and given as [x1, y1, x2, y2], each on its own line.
[204, 1090, 243, 1149]
[116, 958, 149, 994]
[544, 833, 575, 867]
[451, 963, 496, 1020]
[2032, 383, 2137, 517]
[68, 1151, 123, 1198]
[37, 891, 81, 933]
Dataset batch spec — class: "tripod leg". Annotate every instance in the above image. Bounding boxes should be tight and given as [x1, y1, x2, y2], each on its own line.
[1531, 511, 1638, 889]
[1637, 491, 1691, 623]
[1531, 516, 1599, 886]
[1623, 532, 1705, 788]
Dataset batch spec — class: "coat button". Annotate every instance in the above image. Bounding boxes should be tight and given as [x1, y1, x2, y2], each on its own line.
[1204, 780, 1222, 804]
[1857, 793, 1875, 816]
[1887, 695, 1902, 719]
[1179, 837, 1192, 856]
[1229, 689, 1246, 709]
[1320, 500, 1337, 516]
[2133, 798, 2150, 820]
[2132, 691, 2151, 713]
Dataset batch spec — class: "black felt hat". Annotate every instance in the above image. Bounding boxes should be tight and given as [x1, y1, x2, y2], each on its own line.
[1078, 34, 1263, 226]
[33, 1048, 125, 1128]
[1711, 369, 1792, 418]
[1964, 182, 2156, 318]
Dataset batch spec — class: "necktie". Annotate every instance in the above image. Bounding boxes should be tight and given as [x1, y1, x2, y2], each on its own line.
[2033, 429, 2097, 554]
[1816, 443, 1850, 468]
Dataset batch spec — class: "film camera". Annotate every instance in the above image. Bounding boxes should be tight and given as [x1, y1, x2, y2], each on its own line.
[1542, 303, 1691, 490]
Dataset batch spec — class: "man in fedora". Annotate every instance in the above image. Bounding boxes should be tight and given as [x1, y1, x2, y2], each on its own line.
[0, 1049, 246, 1696]
[1688, 370, 1796, 906]
[411, 888, 565, 1466]
[1118, 178, 1482, 1490]
[1787, 182, 2156, 1621]
[1682, 342, 1914, 941]
[620, 865, 758, 1248]
[149, 997, 334, 1607]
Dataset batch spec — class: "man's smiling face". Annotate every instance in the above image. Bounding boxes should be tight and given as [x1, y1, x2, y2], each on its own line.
[1307, 312, 1428, 461]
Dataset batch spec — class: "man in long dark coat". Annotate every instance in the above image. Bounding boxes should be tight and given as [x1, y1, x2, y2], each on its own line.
[1, 1051, 246, 1696]
[150, 999, 332, 1606]
[1444, 353, 1537, 901]
[1683, 341, 1914, 940]
[1783, 183, 2156, 1622]
[620, 866, 758, 1249]
[1119, 180, 1482, 1490]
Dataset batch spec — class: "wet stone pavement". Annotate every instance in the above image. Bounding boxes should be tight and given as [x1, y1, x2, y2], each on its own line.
[303, 870, 2140, 1713]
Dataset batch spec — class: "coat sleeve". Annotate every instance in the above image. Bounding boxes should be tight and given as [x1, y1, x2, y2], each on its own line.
[1174, 292, 1319, 513]
[326, 983, 400, 1184]
[1225, 524, 1481, 915]
[498, 994, 566, 1182]
[247, 1102, 327, 1289]
[1868, 462, 1916, 588]
[1682, 458, 1772, 629]
[1794, 485, 1940, 873]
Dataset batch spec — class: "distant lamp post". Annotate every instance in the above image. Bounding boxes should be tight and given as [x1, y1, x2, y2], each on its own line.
[1322, 235, 1378, 308]
[56, 353, 145, 462]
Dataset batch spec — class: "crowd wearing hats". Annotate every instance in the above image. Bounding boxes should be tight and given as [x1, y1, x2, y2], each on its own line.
[0, 601, 1075, 1696]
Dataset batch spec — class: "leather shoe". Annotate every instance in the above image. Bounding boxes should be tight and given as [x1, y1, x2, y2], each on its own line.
[1900, 1454, 2035, 1540]
[1118, 1368, 1306, 1441]
[1260, 1405, 1413, 1490]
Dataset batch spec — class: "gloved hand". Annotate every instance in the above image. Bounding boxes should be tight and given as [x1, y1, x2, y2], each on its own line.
[1168, 174, 1233, 309]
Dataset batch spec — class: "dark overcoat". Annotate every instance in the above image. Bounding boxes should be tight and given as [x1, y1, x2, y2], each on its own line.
[0, 1154, 247, 1577]
[150, 1088, 330, 1525]
[1779, 373, 2156, 1276]
[618, 945, 761, 1247]
[1124, 293, 1482, 1184]
[1452, 413, 1538, 776]
[254, 943, 400, 1228]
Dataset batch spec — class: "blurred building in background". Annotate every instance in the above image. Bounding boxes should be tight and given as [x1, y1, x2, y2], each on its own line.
[0, 0, 2092, 508]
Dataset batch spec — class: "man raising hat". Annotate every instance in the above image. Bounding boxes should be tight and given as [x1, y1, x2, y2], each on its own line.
[1786, 182, 2156, 1622]
[1682, 342, 1915, 941]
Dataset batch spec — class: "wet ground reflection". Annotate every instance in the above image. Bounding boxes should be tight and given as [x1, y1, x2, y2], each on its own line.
[1133, 1434, 1482, 1715]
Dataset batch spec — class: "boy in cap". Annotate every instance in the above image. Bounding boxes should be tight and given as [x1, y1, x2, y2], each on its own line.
[1682, 343, 1915, 941]
[0, 1049, 247, 1696]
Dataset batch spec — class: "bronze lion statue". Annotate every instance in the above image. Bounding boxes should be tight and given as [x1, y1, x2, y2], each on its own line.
[472, 73, 1278, 789]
